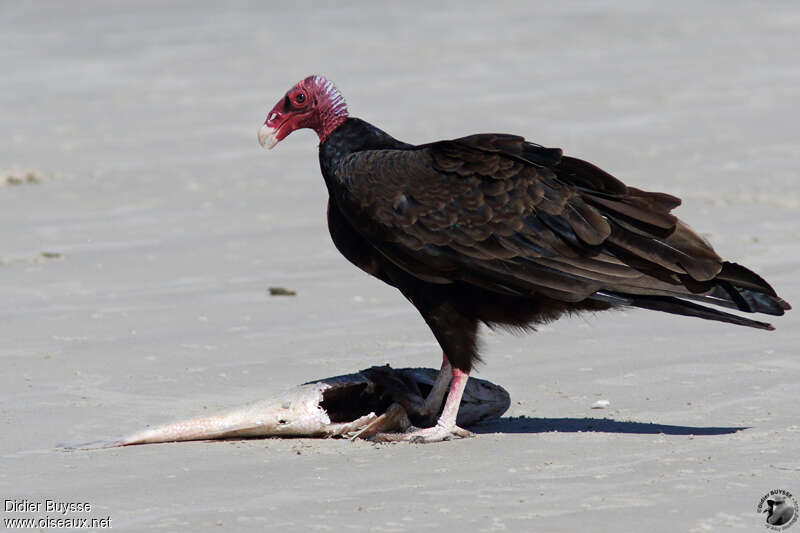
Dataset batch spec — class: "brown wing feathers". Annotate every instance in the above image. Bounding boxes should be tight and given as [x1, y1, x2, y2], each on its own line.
[336, 134, 788, 326]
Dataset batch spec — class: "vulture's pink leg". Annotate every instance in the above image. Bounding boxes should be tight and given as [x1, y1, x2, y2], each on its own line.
[418, 352, 452, 424]
[371, 365, 473, 443]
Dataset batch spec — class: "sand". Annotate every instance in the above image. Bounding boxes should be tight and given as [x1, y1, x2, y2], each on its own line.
[1, 1, 798, 531]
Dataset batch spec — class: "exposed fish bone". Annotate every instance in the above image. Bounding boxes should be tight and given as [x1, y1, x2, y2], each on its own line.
[62, 366, 510, 449]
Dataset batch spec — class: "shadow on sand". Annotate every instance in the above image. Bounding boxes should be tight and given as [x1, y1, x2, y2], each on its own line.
[472, 416, 746, 436]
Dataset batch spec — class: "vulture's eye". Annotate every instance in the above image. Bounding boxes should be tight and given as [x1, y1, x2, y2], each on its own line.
[295, 93, 306, 104]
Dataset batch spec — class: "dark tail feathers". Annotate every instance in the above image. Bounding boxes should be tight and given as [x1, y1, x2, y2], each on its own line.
[593, 261, 790, 331]
[713, 262, 790, 315]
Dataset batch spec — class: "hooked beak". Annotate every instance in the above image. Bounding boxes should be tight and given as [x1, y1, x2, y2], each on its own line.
[258, 123, 279, 150]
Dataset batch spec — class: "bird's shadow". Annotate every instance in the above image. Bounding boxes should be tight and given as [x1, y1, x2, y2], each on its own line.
[471, 416, 746, 436]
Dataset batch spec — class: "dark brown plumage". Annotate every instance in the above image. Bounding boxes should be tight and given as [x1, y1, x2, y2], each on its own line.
[260, 76, 790, 442]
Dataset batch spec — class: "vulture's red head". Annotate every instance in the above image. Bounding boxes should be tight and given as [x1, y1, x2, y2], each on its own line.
[259, 75, 349, 149]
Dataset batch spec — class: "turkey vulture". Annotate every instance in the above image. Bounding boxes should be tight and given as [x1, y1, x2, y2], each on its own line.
[258, 75, 790, 443]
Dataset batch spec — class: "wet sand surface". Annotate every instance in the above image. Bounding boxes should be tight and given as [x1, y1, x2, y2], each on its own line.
[1, 2, 799, 531]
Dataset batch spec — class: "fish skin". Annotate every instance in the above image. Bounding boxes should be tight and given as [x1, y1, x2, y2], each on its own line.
[60, 367, 510, 449]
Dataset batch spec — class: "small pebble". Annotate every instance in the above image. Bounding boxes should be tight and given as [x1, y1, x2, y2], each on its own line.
[269, 287, 296, 296]
[591, 399, 610, 409]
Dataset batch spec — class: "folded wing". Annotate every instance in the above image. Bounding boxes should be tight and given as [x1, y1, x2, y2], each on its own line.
[332, 133, 789, 329]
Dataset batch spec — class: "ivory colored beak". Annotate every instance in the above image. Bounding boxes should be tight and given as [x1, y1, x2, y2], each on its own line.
[258, 124, 278, 149]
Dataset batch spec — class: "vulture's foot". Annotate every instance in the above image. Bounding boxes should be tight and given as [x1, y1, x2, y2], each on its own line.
[348, 403, 412, 440]
[369, 423, 473, 443]
[370, 364, 474, 443]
